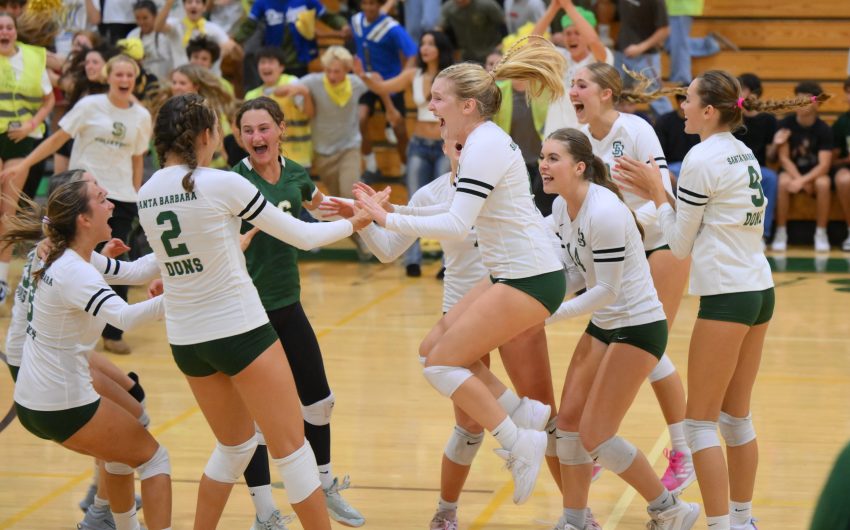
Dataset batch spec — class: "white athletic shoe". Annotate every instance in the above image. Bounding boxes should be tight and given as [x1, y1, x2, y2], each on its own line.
[77, 505, 116, 530]
[511, 397, 551, 431]
[731, 517, 758, 530]
[494, 428, 547, 504]
[551, 508, 601, 530]
[250, 510, 295, 530]
[429, 509, 458, 530]
[324, 476, 365, 527]
[815, 231, 830, 253]
[646, 500, 700, 530]
[771, 229, 787, 252]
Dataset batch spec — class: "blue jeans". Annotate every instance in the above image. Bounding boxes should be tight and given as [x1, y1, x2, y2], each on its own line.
[760, 166, 777, 237]
[404, 136, 450, 265]
[614, 51, 673, 117]
[403, 0, 440, 44]
[666, 16, 721, 84]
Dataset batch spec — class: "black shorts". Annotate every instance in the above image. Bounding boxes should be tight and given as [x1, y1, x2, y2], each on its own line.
[0, 133, 35, 160]
[359, 91, 407, 117]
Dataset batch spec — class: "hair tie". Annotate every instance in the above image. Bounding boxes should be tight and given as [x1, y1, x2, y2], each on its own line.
[42, 216, 51, 225]
[736, 97, 745, 109]
[811, 95, 818, 103]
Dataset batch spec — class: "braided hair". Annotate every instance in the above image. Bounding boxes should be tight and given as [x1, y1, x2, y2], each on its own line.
[154, 93, 218, 192]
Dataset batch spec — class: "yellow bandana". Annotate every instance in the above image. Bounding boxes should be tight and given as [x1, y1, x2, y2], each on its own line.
[323, 74, 352, 107]
[182, 16, 206, 46]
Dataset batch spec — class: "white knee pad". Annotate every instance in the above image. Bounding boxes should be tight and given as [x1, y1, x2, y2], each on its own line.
[647, 353, 675, 383]
[423, 365, 472, 397]
[556, 429, 593, 466]
[719, 412, 756, 447]
[272, 439, 321, 504]
[104, 461, 134, 475]
[418, 355, 427, 366]
[254, 424, 267, 445]
[444, 425, 484, 465]
[204, 434, 259, 484]
[302, 392, 335, 427]
[684, 419, 720, 453]
[589, 436, 637, 475]
[137, 445, 171, 480]
[545, 418, 558, 458]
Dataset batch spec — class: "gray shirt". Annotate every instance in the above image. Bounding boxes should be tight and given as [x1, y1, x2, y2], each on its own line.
[504, 0, 546, 34]
[298, 73, 368, 155]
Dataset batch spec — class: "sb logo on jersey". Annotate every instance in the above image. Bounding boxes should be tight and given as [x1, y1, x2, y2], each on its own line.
[577, 227, 586, 247]
[112, 122, 126, 140]
[278, 200, 293, 215]
[612, 140, 624, 158]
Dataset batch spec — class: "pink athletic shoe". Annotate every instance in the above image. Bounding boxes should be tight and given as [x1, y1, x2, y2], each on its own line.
[590, 463, 603, 482]
[660, 449, 696, 494]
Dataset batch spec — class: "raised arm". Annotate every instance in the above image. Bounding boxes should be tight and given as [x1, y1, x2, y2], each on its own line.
[557, 0, 607, 61]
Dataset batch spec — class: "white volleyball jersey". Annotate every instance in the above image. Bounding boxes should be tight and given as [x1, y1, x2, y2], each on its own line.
[6, 251, 161, 368]
[657, 132, 773, 296]
[138, 165, 353, 344]
[360, 173, 487, 313]
[581, 113, 673, 250]
[385, 122, 562, 279]
[14, 250, 164, 411]
[548, 186, 665, 329]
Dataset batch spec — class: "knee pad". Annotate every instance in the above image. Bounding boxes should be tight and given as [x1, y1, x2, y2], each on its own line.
[254, 424, 267, 445]
[104, 461, 134, 475]
[556, 429, 593, 466]
[418, 355, 427, 366]
[719, 412, 756, 447]
[423, 365, 472, 397]
[302, 392, 335, 427]
[204, 434, 259, 484]
[684, 419, 720, 453]
[589, 436, 637, 475]
[137, 445, 171, 480]
[272, 439, 321, 504]
[444, 425, 484, 466]
[545, 417, 558, 458]
[647, 353, 675, 383]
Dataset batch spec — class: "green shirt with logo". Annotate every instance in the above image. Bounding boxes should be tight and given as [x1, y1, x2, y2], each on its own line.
[232, 156, 316, 311]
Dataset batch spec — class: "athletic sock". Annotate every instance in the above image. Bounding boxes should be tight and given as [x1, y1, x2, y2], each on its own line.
[248, 485, 276, 521]
[491, 416, 519, 450]
[706, 514, 731, 529]
[93, 495, 109, 508]
[668, 422, 690, 455]
[496, 388, 521, 415]
[111, 508, 140, 530]
[563, 507, 586, 528]
[730, 501, 752, 526]
[317, 463, 334, 490]
[244, 444, 276, 520]
[438, 497, 457, 513]
[648, 489, 675, 512]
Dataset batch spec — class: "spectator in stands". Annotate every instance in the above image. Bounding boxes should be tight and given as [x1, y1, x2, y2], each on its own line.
[155, 0, 237, 76]
[352, 0, 417, 179]
[613, 0, 671, 117]
[653, 89, 698, 178]
[437, 0, 505, 64]
[186, 34, 234, 94]
[400, 0, 439, 44]
[664, 0, 735, 84]
[504, 0, 545, 34]
[830, 76, 850, 252]
[98, 0, 138, 43]
[772, 81, 833, 253]
[129, 0, 186, 81]
[52, 0, 99, 57]
[231, 0, 349, 79]
[244, 47, 313, 170]
[736, 73, 781, 242]
[0, 0, 25, 18]
[207, 0, 245, 33]
[533, 0, 612, 137]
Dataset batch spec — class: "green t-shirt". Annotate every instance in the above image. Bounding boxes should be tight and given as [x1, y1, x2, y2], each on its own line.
[665, 0, 703, 16]
[232, 156, 316, 311]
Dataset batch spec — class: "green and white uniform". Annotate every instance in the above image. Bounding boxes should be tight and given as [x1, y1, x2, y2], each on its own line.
[581, 113, 674, 251]
[657, 132, 773, 296]
[548, 185, 666, 328]
[137, 165, 353, 346]
[232, 156, 318, 311]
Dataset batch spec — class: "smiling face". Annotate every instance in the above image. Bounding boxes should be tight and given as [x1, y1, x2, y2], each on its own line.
[539, 138, 584, 196]
[681, 79, 707, 135]
[134, 7, 155, 34]
[258, 57, 284, 86]
[183, 0, 205, 21]
[81, 179, 115, 243]
[562, 26, 588, 61]
[239, 109, 284, 166]
[428, 77, 468, 142]
[107, 60, 137, 100]
[419, 33, 438, 65]
[171, 71, 198, 95]
[85, 51, 106, 82]
[0, 14, 16, 56]
[569, 67, 610, 124]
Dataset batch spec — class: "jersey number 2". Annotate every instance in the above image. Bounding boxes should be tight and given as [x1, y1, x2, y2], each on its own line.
[748, 166, 765, 207]
[157, 210, 189, 257]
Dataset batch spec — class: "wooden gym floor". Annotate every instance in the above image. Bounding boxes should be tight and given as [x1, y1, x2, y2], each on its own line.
[1, 249, 849, 529]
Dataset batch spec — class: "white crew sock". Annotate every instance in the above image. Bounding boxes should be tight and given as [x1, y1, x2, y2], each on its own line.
[317, 463, 334, 490]
[111, 508, 140, 530]
[249, 484, 276, 521]
[497, 389, 521, 414]
[706, 514, 730, 530]
[668, 421, 690, 455]
[491, 416, 519, 450]
[730, 501, 752, 526]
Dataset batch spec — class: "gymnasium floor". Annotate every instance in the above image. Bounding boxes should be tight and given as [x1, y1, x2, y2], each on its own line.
[1, 249, 849, 529]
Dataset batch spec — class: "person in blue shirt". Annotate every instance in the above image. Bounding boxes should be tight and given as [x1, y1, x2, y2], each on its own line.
[353, 0, 418, 178]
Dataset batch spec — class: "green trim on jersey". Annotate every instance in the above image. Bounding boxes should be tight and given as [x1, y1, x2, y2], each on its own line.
[232, 157, 316, 311]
